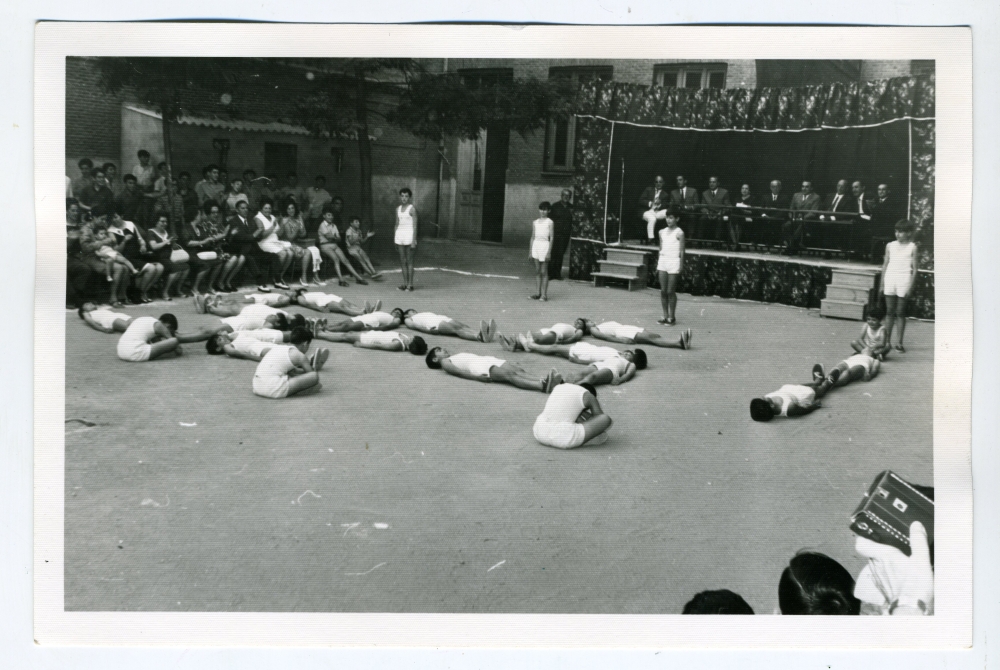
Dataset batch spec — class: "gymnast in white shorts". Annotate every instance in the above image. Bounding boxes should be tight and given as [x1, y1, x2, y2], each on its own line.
[293, 289, 375, 317]
[533, 382, 612, 449]
[583, 319, 692, 350]
[313, 308, 404, 334]
[251, 328, 329, 399]
[518, 337, 648, 371]
[116, 313, 227, 362]
[311, 329, 428, 355]
[750, 377, 832, 422]
[563, 353, 637, 387]
[194, 291, 291, 315]
[425, 347, 562, 393]
[500, 321, 583, 350]
[205, 325, 300, 359]
[404, 309, 497, 343]
[211, 302, 289, 332]
[811, 353, 882, 389]
[78, 302, 133, 333]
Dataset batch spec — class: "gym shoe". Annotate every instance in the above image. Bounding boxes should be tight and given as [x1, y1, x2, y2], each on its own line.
[274, 281, 290, 290]
[812, 363, 825, 382]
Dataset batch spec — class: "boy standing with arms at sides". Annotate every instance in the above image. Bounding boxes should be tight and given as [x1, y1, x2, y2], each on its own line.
[528, 201, 554, 301]
[880, 219, 919, 352]
[657, 209, 685, 325]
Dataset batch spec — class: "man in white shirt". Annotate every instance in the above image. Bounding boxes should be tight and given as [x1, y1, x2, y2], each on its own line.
[533, 382, 612, 449]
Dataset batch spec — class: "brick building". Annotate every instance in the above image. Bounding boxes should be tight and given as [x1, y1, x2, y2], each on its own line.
[66, 57, 929, 248]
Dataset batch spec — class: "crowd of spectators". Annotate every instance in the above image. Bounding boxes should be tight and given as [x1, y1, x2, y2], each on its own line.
[66, 151, 364, 309]
[639, 174, 907, 259]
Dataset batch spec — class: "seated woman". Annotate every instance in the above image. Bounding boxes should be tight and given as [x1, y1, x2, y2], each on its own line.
[145, 212, 190, 301]
[78, 302, 133, 333]
[278, 199, 323, 287]
[251, 328, 329, 399]
[181, 200, 228, 296]
[254, 198, 291, 291]
[403, 309, 496, 342]
[317, 205, 369, 287]
[116, 313, 229, 362]
[106, 211, 162, 304]
[77, 214, 131, 307]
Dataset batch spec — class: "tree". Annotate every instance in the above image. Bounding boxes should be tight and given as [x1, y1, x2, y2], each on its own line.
[292, 59, 576, 235]
[94, 57, 243, 233]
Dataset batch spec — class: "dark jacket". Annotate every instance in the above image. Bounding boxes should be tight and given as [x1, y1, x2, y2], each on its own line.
[549, 201, 575, 235]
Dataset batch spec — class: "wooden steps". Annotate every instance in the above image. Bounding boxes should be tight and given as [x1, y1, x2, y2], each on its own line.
[821, 268, 879, 321]
[593, 248, 649, 291]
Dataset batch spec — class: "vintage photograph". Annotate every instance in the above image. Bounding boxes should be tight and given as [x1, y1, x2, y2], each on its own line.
[59, 52, 939, 617]
[32, 23, 977, 649]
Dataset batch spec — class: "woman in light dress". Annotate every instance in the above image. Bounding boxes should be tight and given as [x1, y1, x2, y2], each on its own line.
[253, 198, 292, 290]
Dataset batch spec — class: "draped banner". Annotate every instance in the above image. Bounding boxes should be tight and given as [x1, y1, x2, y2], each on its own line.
[568, 75, 936, 318]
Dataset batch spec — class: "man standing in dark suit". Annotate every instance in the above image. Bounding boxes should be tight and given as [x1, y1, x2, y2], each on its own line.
[783, 181, 821, 254]
[638, 175, 667, 243]
[670, 175, 699, 236]
[699, 176, 732, 245]
[760, 179, 791, 248]
[851, 180, 876, 258]
[869, 183, 904, 260]
[818, 179, 854, 251]
[548, 189, 575, 280]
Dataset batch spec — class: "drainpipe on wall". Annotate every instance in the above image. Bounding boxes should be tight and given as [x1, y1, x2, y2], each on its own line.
[435, 139, 444, 238]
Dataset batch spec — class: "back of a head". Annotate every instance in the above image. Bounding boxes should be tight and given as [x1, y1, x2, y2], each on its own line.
[778, 552, 860, 615]
[288, 327, 312, 346]
[288, 314, 306, 330]
[580, 383, 598, 398]
[632, 348, 648, 370]
[158, 313, 178, 332]
[894, 218, 916, 234]
[750, 398, 774, 422]
[272, 314, 289, 332]
[206, 337, 224, 356]
[682, 590, 755, 615]
[425, 347, 443, 369]
[408, 336, 428, 356]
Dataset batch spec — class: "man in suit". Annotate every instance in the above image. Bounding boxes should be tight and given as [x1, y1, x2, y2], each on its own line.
[638, 175, 668, 243]
[226, 200, 273, 291]
[851, 180, 876, 258]
[783, 181, 821, 254]
[699, 176, 733, 245]
[670, 175, 699, 236]
[817, 179, 855, 252]
[869, 183, 904, 260]
[548, 189, 575, 280]
[760, 180, 791, 248]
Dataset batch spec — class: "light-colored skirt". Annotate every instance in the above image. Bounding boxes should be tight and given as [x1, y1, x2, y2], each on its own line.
[531, 240, 552, 262]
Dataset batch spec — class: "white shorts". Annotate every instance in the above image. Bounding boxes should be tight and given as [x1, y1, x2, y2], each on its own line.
[253, 374, 290, 399]
[117, 341, 152, 362]
[531, 240, 551, 262]
[394, 227, 414, 246]
[533, 419, 587, 450]
[882, 273, 913, 297]
[657, 256, 681, 274]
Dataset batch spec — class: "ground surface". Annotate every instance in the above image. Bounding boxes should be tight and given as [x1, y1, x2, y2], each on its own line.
[64, 239, 933, 614]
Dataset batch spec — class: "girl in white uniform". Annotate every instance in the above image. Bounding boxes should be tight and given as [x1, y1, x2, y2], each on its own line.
[78, 302, 133, 333]
[394, 188, 418, 292]
[879, 219, 919, 352]
[528, 202, 554, 301]
[533, 383, 612, 449]
[657, 210, 685, 325]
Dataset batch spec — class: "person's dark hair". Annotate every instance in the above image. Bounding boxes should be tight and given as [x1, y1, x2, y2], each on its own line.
[243, 169, 256, 178]
[284, 199, 299, 217]
[137, 150, 150, 159]
[682, 590, 755, 615]
[391, 308, 404, 320]
[322, 204, 336, 216]
[349, 215, 361, 223]
[178, 171, 191, 180]
[399, 187, 412, 196]
[868, 304, 886, 321]
[425, 347, 444, 369]
[153, 210, 170, 226]
[288, 314, 306, 330]
[271, 313, 289, 332]
[632, 349, 647, 370]
[665, 205, 681, 218]
[577, 318, 590, 335]
[293, 288, 307, 300]
[778, 552, 860, 615]
[894, 219, 916, 234]
[750, 398, 775, 422]
[538, 201, 551, 210]
[157, 161, 168, 171]
[204, 163, 220, 175]
[158, 313, 178, 332]
[580, 383, 598, 398]
[78, 158, 93, 168]
[102, 162, 117, 173]
[314, 175, 326, 183]
[206, 336, 225, 356]
[259, 196, 274, 209]
[332, 196, 344, 204]
[202, 199, 221, 215]
[288, 327, 313, 345]
[408, 336, 428, 356]
[123, 174, 137, 184]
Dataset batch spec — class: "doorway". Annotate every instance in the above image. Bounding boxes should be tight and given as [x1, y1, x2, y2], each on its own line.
[480, 122, 510, 243]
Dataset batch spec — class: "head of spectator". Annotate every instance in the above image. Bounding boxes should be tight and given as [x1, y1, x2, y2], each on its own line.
[137, 149, 150, 167]
[877, 184, 890, 201]
[314, 175, 326, 188]
[152, 212, 169, 233]
[835, 179, 849, 195]
[178, 171, 191, 191]
[103, 163, 118, 183]
[259, 197, 274, 218]
[675, 175, 687, 189]
[560, 188, 572, 204]
[66, 198, 81, 225]
[157, 162, 169, 180]
[204, 164, 220, 184]
[243, 168, 257, 183]
[91, 168, 107, 191]
[123, 173, 138, 193]
[851, 180, 866, 198]
[740, 184, 751, 200]
[285, 171, 299, 189]
[284, 200, 300, 220]
[778, 552, 860, 615]
[654, 175, 665, 190]
[229, 175, 245, 194]
[332, 196, 344, 213]
[708, 176, 720, 192]
[235, 200, 249, 220]
[770, 180, 782, 195]
[202, 199, 222, 225]
[800, 181, 813, 195]
[266, 173, 279, 188]
[77, 158, 93, 178]
[682, 589, 755, 615]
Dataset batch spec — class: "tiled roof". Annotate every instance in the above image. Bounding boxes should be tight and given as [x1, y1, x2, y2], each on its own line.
[125, 104, 312, 136]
